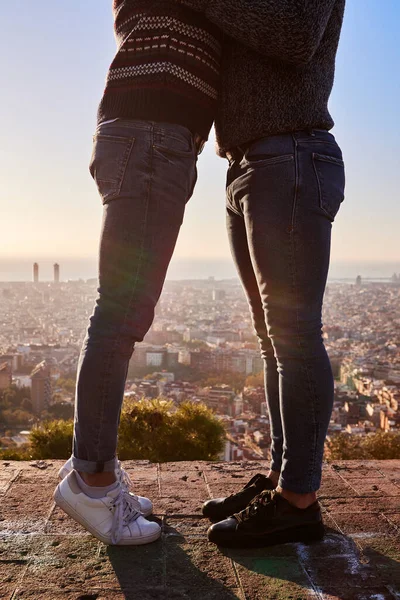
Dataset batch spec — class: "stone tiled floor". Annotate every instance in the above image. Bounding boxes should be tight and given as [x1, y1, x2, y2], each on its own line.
[0, 460, 399, 599]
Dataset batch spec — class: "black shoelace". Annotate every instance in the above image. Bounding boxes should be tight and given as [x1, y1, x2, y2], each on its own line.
[234, 490, 276, 524]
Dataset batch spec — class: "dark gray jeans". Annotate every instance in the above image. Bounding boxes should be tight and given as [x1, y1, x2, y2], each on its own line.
[73, 119, 197, 473]
[226, 130, 345, 493]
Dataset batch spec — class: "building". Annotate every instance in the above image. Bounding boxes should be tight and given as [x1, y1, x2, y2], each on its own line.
[0, 362, 12, 390]
[33, 263, 39, 283]
[54, 263, 60, 283]
[212, 289, 226, 302]
[30, 361, 52, 414]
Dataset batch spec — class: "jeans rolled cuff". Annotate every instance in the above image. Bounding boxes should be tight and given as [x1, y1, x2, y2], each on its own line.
[278, 474, 321, 494]
[71, 455, 118, 474]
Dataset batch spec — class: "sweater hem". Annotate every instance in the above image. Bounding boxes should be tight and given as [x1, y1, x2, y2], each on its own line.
[98, 88, 214, 141]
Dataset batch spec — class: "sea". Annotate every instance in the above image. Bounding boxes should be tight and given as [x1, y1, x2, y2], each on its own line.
[0, 258, 399, 283]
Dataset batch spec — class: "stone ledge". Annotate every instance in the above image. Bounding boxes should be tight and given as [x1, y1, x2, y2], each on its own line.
[0, 460, 399, 600]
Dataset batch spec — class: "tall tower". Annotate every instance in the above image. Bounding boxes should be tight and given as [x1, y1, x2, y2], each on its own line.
[33, 263, 39, 283]
[30, 361, 52, 414]
[54, 263, 60, 283]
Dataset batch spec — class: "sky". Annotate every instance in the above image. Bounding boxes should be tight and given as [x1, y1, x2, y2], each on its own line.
[0, 1, 399, 271]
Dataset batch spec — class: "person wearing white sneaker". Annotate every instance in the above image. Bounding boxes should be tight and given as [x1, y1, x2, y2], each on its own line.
[54, 471, 160, 546]
[54, 0, 222, 546]
[58, 457, 153, 518]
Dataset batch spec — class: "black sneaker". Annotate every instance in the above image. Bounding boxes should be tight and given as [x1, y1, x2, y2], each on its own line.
[202, 473, 274, 523]
[207, 490, 325, 548]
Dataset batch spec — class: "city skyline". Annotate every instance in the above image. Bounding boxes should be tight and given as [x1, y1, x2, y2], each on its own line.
[0, 1, 399, 266]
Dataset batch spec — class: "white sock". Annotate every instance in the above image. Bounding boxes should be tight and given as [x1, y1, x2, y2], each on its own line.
[75, 471, 119, 499]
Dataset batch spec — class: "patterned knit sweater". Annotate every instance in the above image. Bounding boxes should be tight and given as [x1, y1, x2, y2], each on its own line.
[181, 0, 346, 155]
[97, 1, 222, 140]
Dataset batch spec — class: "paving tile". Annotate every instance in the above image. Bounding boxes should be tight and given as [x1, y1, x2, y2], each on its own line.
[0, 465, 20, 495]
[128, 482, 160, 501]
[205, 470, 261, 486]
[0, 559, 27, 598]
[348, 479, 400, 497]
[330, 462, 385, 479]
[21, 535, 103, 590]
[208, 482, 245, 497]
[152, 496, 203, 516]
[374, 461, 400, 479]
[356, 534, 400, 590]
[0, 484, 54, 534]
[320, 497, 400, 514]
[296, 532, 359, 560]
[302, 556, 381, 589]
[44, 505, 89, 535]
[165, 537, 238, 592]
[160, 461, 208, 473]
[317, 477, 356, 499]
[96, 542, 164, 589]
[318, 588, 395, 600]
[16, 463, 60, 484]
[12, 589, 126, 600]
[384, 513, 400, 532]
[0, 534, 32, 560]
[233, 555, 316, 600]
[330, 513, 398, 536]
[164, 516, 209, 537]
[122, 467, 158, 485]
[160, 470, 207, 499]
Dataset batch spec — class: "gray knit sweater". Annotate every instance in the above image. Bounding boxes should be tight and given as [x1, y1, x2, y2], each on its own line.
[179, 0, 346, 155]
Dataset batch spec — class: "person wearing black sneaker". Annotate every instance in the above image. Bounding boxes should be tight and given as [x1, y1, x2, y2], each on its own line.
[180, 0, 346, 547]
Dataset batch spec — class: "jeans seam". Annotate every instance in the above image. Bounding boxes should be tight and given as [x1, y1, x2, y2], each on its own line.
[93, 130, 154, 464]
[290, 134, 319, 492]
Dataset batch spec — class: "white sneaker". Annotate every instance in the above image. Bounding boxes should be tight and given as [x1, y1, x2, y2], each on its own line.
[58, 457, 153, 517]
[54, 471, 161, 546]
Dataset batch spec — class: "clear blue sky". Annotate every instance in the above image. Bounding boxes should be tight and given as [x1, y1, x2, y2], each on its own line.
[0, 1, 399, 265]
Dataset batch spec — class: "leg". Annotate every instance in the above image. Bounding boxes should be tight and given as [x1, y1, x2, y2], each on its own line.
[73, 120, 197, 476]
[237, 133, 345, 497]
[226, 200, 282, 480]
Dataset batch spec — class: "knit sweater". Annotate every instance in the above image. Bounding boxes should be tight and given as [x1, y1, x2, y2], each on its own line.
[97, 1, 222, 140]
[180, 0, 346, 155]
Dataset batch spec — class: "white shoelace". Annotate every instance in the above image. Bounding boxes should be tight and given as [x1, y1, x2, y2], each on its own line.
[115, 462, 142, 512]
[110, 488, 141, 545]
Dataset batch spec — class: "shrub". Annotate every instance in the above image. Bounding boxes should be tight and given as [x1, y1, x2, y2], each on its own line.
[2, 400, 226, 462]
[118, 399, 226, 462]
[29, 420, 74, 459]
[326, 431, 400, 461]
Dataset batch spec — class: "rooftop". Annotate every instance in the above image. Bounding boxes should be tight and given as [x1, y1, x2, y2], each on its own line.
[1, 460, 399, 600]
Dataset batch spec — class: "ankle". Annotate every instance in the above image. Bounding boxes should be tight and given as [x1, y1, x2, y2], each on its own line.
[277, 486, 317, 509]
[78, 471, 117, 487]
[267, 470, 280, 488]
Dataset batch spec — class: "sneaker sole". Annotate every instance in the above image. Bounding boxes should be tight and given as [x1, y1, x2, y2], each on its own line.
[208, 521, 325, 548]
[58, 467, 153, 518]
[53, 486, 161, 546]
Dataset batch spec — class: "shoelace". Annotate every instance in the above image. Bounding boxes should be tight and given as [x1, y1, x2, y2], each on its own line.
[116, 462, 142, 512]
[234, 490, 276, 524]
[110, 488, 141, 545]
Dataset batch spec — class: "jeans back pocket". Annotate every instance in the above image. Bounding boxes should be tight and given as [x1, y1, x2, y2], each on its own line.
[89, 134, 135, 204]
[313, 153, 345, 222]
